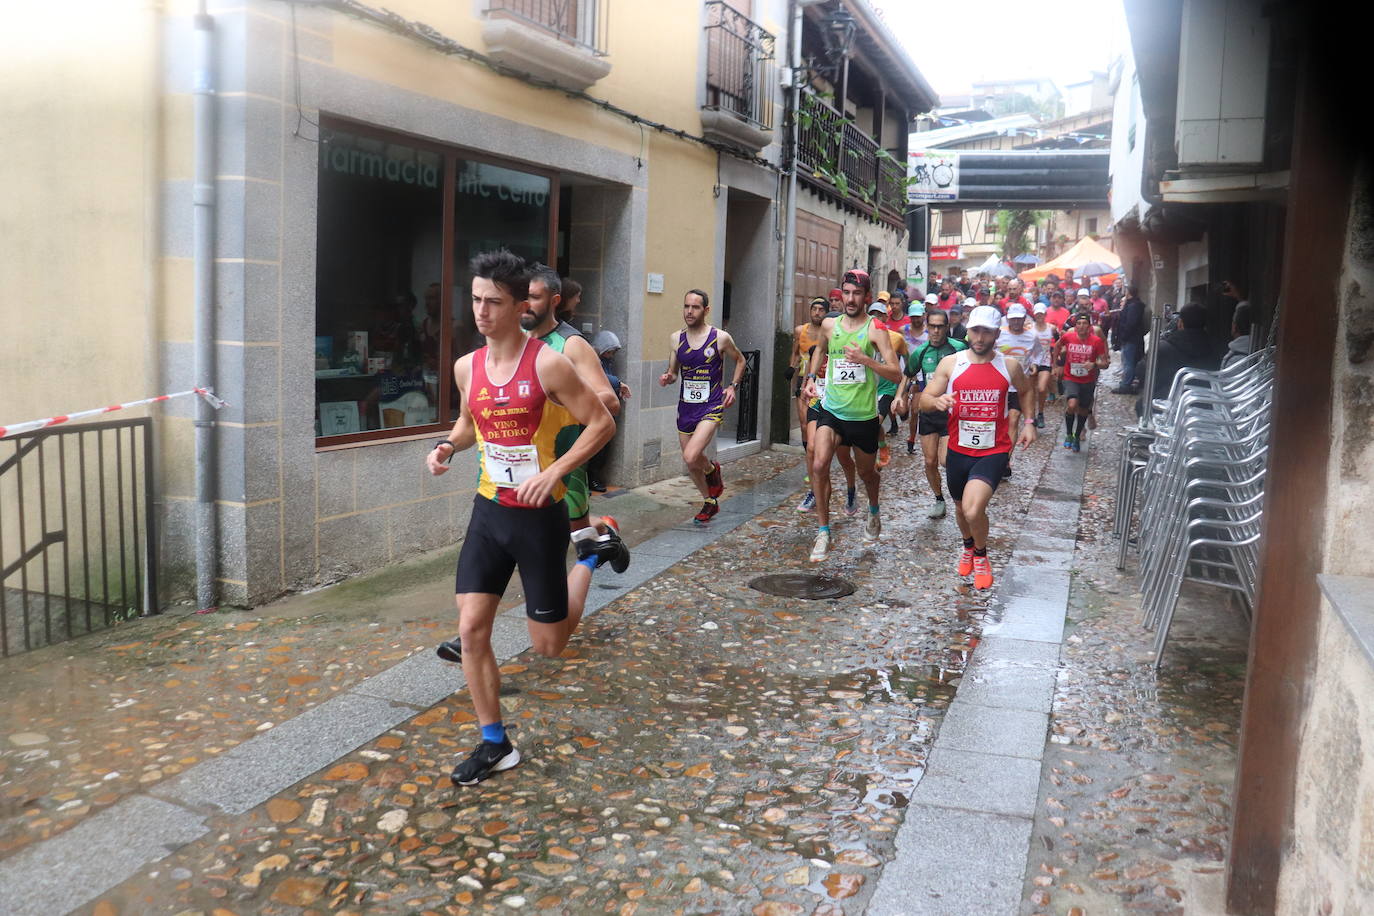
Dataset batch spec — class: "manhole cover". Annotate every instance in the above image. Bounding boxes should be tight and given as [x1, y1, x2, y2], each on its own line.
[748, 573, 856, 600]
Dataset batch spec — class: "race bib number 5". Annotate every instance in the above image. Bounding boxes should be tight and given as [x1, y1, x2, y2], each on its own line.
[483, 443, 541, 488]
[833, 359, 866, 385]
[682, 379, 711, 403]
[958, 420, 996, 450]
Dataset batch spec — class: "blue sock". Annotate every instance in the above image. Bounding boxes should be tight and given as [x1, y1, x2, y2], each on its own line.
[869, 504, 880, 515]
[576, 554, 598, 572]
[481, 722, 507, 744]
[819, 525, 830, 534]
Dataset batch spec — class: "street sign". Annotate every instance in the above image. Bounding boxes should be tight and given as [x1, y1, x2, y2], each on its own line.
[930, 245, 961, 260]
[907, 253, 928, 285]
[908, 151, 960, 202]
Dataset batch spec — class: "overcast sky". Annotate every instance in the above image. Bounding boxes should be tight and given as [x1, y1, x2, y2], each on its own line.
[868, 0, 1126, 100]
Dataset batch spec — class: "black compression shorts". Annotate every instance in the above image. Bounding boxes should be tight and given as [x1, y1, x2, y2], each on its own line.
[455, 497, 570, 622]
[1062, 379, 1097, 409]
[946, 449, 1010, 501]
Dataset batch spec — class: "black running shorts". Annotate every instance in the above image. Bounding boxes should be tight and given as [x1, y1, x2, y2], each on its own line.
[455, 497, 570, 622]
[806, 402, 822, 424]
[946, 449, 1010, 501]
[1062, 379, 1097, 409]
[917, 410, 949, 438]
[877, 394, 894, 421]
[816, 408, 881, 454]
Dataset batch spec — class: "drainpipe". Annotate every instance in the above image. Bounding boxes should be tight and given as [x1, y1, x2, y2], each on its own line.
[143, 0, 164, 613]
[193, 2, 218, 610]
[778, 0, 805, 332]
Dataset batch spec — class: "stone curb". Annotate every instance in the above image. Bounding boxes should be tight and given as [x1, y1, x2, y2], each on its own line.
[0, 463, 809, 916]
[868, 445, 1088, 915]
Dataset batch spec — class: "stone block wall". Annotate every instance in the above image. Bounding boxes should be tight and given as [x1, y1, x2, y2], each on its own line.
[1275, 596, 1374, 914]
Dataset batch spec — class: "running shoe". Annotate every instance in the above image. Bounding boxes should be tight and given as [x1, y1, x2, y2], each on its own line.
[845, 487, 858, 516]
[972, 554, 994, 590]
[436, 639, 462, 663]
[1063, 436, 1074, 450]
[864, 512, 881, 542]
[796, 491, 816, 512]
[1035, 412, 1045, 429]
[1087, 412, 1097, 430]
[877, 443, 891, 468]
[450, 738, 521, 786]
[694, 498, 720, 525]
[957, 546, 975, 577]
[1071, 436, 1082, 453]
[809, 530, 830, 562]
[577, 517, 631, 573]
[705, 461, 724, 498]
[906, 438, 916, 455]
[927, 498, 946, 519]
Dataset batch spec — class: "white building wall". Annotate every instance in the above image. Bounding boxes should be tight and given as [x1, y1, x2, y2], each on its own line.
[1108, 46, 1147, 227]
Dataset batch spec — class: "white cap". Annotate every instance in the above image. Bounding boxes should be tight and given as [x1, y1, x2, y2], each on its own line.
[1032, 301, 1048, 314]
[924, 293, 939, 305]
[1076, 287, 1091, 297]
[961, 297, 978, 308]
[967, 305, 1003, 331]
[867, 301, 887, 314]
[1006, 304, 1028, 319]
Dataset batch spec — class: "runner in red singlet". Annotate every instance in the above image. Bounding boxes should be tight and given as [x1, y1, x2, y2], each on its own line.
[919, 305, 1036, 589]
[1053, 311, 1110, 452]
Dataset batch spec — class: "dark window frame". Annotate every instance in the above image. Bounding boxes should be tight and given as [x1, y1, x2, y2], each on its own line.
[314, 115, 560, 449]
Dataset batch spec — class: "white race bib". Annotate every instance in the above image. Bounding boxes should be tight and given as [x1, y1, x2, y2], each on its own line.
[682, 379, 711, 403]
[958, 420, 996, 450]
[814, 377, 827, 399]
[483, 443, 541, 488]
[1070, 361, 1092, 378]
[832, 359, 866, 385]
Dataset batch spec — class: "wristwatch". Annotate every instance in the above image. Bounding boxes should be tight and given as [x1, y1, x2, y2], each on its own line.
[433, 440, 455, 463]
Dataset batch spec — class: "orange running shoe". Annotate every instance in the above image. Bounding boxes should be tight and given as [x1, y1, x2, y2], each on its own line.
[972, 554, 994, 590]
[877, 443, 892, 468]
[957, 546, 975, 577]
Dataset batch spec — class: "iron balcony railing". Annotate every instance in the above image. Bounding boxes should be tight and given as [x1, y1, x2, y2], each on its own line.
[704, 1, 776, 131]
[797, 91, 906, 223]
[485, 0, 608, 56]
[0, 418, 158, 657]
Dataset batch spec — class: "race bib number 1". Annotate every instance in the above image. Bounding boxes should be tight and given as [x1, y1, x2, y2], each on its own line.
[833, 359, 866, 385]
[682, 379, 711, 403]
[958, 420, 996, 450]
[484, 443, 541, 488]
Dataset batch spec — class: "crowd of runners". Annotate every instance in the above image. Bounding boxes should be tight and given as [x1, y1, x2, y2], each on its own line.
[424, 250, 1108, 786]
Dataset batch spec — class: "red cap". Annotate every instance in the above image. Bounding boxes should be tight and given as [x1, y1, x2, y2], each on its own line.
[828, 288, 843, 299]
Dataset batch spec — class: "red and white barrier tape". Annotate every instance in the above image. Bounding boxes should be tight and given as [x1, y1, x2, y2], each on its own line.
[0, 387, 228, 439]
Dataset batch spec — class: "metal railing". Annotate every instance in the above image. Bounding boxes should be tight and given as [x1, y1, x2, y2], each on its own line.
[0, 419, 158, 657]
[736, 350, 761, 442]
[704, 1, 776, 131]
[796, 91, 905, 223]
[485, 0, 608, 56]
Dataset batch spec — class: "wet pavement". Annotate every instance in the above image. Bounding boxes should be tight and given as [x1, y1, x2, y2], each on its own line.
[0, 452, 799, 865]
[0, 388, 1252, 915]
[2, 427, 1050, 916]
[1020, 385, 1248, 916]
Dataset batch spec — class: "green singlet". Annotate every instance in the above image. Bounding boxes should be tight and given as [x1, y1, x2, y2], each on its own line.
[908, 338, 968, 386]
[821, 317, 879, 421]
[538, 322, 591, 520]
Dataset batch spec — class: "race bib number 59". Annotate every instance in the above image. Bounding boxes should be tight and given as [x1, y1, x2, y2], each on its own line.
[682, 379, 711, 403]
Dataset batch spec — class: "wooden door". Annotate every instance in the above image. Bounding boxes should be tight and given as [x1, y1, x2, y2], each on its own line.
[793, 210, 843, 326]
